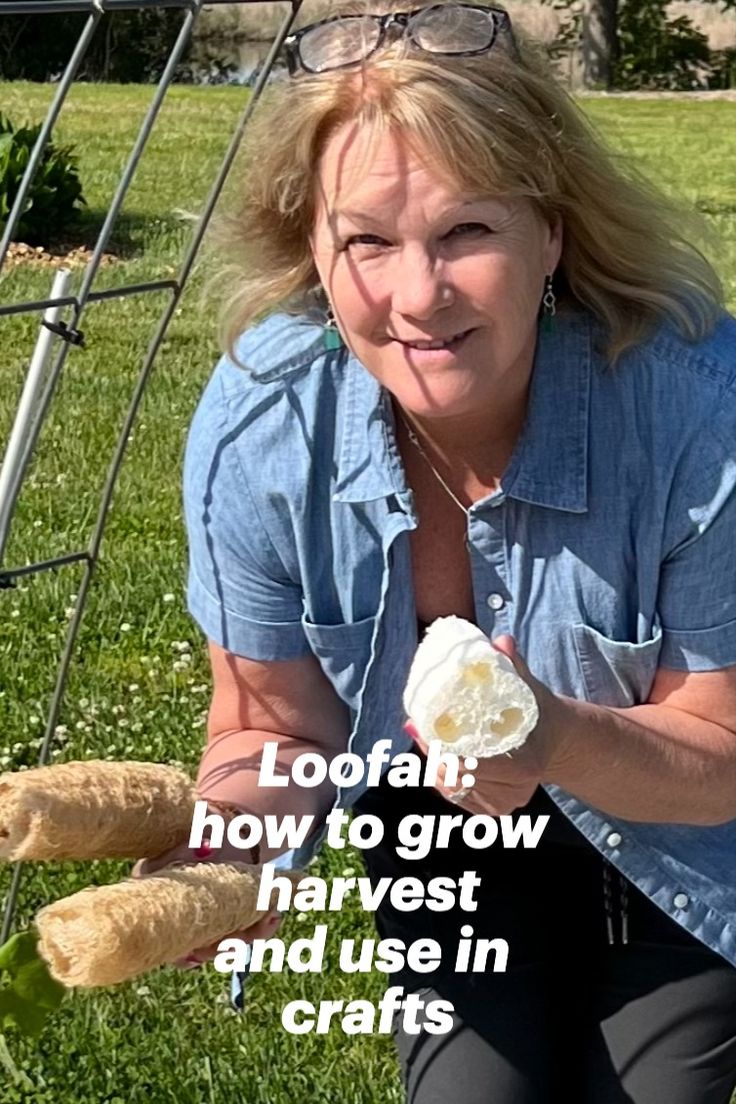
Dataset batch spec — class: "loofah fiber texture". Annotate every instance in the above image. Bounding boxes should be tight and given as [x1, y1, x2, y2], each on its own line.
[0, 761, 196, 862]
[403, 616, 539, 758]
[35, 861, 301, 988]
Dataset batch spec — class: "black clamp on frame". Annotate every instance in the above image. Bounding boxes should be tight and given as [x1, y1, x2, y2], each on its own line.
[42, 319, 85, 348]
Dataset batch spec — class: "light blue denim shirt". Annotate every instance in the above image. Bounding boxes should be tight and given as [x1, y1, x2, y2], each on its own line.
[183, 307, 736, 970]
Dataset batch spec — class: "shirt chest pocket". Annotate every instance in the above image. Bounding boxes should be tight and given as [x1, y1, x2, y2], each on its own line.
[301, 614, 377, 712]
[572, 622, 663, 707]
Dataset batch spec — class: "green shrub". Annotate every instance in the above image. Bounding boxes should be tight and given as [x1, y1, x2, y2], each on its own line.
[0, 114, 85, 245]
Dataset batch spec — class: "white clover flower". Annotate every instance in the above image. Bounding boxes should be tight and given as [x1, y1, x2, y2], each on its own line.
[135, 985, 151, 997]
[75, 720, 86, 731]
[296, 913, 308, 923]
[342, 867, 356, 878]
[179, 696, 189, 704]
[111, 704, 125, 716]
[172, 660, 188, 672]
[12, 742, 24, 753]
[33, 519, 42, 528]
[54, 724, 69, 738]
[11, 609, 20, 619]
[120, 623, 132, 633]
[132, 696, 142, 705]
[51, 748, 63, 759]
[0, 755, 12, 767]
[79, 698, 89, 709]
[69, 592, 77, 601]
[163, 593, 175, 604]
[130, 722, 143, 733]
[64, 607, 76, 620]
[29, 715, 39, 726]
[140, 656, 150, 666]
[128, 683, 139, 693]
[117, 719, 129, 729]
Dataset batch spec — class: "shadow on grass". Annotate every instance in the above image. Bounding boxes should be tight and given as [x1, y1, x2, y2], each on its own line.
[23, 207, 186, 260]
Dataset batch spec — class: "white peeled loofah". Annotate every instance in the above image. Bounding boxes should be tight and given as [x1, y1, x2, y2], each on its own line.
[403, 616, 539, 757]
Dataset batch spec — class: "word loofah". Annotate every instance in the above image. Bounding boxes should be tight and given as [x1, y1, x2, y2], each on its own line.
[403, 616, 539, 757]
[0, 760, 196, 861]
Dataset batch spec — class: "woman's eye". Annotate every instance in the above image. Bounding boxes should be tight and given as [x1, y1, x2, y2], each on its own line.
[344, 234, 387, 248]
[342, 224, 490, 251]
[448, 223, 491, 237]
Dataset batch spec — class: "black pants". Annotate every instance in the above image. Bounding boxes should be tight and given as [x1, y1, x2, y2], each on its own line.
[355, 775, 736, 1104]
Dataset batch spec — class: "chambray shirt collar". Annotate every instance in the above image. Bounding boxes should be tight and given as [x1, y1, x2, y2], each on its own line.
[334, 310, 593, 512]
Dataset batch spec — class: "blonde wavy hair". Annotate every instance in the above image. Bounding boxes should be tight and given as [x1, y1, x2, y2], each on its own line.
[217, 0, 724, 364]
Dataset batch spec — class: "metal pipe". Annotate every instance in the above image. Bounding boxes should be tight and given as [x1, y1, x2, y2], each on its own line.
[0, 269, 73, 565]
[0, 280, 179, 319]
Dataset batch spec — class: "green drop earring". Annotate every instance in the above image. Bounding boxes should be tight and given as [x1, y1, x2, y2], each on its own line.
[541, 273, 557, 333]
[323, 301, 343, 351]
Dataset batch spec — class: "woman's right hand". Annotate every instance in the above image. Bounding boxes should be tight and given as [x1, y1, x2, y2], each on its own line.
[131, 836, 283, 969]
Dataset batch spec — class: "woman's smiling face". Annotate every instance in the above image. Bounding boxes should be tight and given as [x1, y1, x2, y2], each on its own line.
[310, 122, 563, 424]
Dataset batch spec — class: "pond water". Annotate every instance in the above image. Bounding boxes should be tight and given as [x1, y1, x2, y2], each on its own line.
[184, 37, 288, 84]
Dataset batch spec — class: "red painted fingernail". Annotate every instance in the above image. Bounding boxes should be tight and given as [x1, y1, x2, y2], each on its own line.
[193, 841, 212, 858]
[404, 721, 419, 741]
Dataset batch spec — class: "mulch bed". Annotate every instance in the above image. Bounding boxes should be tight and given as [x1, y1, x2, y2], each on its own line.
[3, 242, 118, 270]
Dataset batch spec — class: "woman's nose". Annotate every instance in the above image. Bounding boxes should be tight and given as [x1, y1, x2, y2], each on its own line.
[390, 249, 453, 321]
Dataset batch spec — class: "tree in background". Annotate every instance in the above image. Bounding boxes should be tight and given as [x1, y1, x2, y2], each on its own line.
[582, 0, 619, 86]
[0, 8, 187, 83]
[544, 0, 735, 88]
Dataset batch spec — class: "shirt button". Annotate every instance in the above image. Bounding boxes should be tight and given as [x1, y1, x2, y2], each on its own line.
[606, 832, 622, 848]
[673, 893, 689, 909]
[486, 593, 505, 611]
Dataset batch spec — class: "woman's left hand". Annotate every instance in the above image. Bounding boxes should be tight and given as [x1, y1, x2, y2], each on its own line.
[405, 635, 568, 816]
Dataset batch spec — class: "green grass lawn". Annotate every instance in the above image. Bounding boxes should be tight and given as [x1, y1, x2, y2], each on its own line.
[0, 83, 734, 1103]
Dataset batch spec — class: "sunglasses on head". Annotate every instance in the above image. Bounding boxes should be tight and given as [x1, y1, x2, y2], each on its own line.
[283, 4, 515, 76]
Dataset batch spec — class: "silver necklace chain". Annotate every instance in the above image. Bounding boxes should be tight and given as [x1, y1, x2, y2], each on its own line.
[396, 409, 470, 517]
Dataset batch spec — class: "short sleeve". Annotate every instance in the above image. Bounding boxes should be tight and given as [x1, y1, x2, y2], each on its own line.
[657, 397, 736, 670]
[182, 371, 311, 661]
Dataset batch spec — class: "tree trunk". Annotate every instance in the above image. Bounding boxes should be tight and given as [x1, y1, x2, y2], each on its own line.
[582, 0, 619, 88]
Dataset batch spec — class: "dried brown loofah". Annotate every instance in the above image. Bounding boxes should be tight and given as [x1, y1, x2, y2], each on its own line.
[0, 761, 196, 861]
[35, 861, 301, 987]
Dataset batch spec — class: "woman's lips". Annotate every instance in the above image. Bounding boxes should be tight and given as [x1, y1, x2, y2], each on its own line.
[395, 328, 476, 358]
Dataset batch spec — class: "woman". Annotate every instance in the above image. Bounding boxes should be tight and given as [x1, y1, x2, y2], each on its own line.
[166, 2, 736, 1099]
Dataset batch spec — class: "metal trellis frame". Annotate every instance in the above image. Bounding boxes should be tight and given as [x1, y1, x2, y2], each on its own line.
[0, 0, 304, 943]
